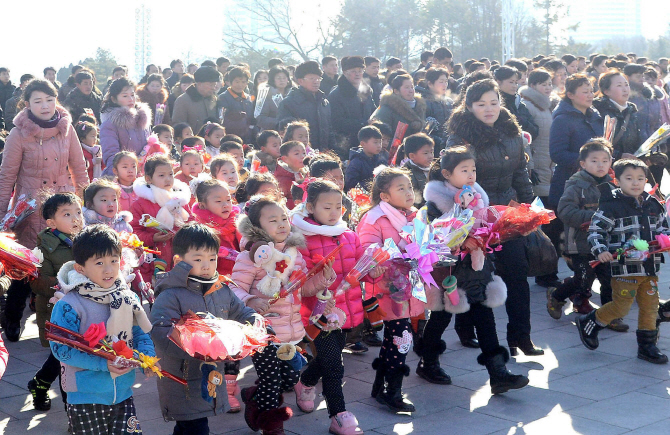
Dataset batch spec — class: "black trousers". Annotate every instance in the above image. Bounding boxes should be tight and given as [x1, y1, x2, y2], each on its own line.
[536, 196, 561, 281]
[379, 319, 412, 370]
[422, 304, 500, 357]
[173, 417, 209, 435]
[3, 279, 31, 324]
[553, 254, 613, 305]
[251, 344, 299, 411]
[35, 352, 67, 403]
[301, 330, 346, 417]
[494, 237, 532, 344]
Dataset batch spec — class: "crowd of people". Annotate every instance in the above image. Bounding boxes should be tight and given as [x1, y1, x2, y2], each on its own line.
[0, 47, 669, 435]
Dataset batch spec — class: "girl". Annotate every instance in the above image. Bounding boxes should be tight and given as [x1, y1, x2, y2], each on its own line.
[220, 140, 249, 183]
[180, 135, 206, 154]
[82, 179, 132, 233]
[283, 120, 311, 150]
[131, 154, 191, 281]
[175, 150, 205, 184]
[292, 180, 366, 434]
[210, 154, 240, 197]
[235, 171, 280, 205]
[230, 196, 335, 434]
[75, 121, 104, 180]
[356, 167, 423, 413]
[198, 122, 226, 158]
[422, 147, 529, 394]
[173, 122, 194, 153]
[112, 151, 139, 213]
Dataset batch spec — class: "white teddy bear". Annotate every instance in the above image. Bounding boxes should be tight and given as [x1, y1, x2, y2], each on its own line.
[250, 241, 298, 297]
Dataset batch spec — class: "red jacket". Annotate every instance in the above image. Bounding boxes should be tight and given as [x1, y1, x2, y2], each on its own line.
[274, 162, 307, 210]
[191, 203, 240, 276]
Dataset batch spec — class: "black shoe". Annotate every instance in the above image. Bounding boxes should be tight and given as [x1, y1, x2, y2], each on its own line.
[636, 329, 668, 364]
[576, 311, 604, 350]
[508, 337, 544, 356]
[416, 358, 452, 385]
[456, 327, 480, 349]
[376, 367, 415, 413]
[28, 377, 52, 411]
[370, 358, 386, 398]
[344, 342, 368, 354]
[479, 347, 529, 395]
[4, 321, 20, 342]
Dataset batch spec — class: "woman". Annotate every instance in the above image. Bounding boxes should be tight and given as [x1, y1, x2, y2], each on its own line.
[446, 79, 541, 356]
[99, 78, 151, 176]
[0, 79, 89, 340]
[370, 74, 426, 136]
[495, 66, 539, 140]
[251, 69, 269, 103]
[417, 67, 453, 150]
[544, 59, 568, 95]
[136, 73, 172, 126]
[256, 66, 294, 131]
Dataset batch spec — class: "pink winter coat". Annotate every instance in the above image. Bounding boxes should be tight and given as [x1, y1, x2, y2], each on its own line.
[118, 185, 138, 213]
[0, 106, 89, 248]
[229, 215, 333, 343]
[294, 215, 365, 330]
[356, 204, 425, 321]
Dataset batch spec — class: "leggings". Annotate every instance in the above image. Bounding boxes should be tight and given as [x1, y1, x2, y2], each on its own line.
[300, 330, 346, 417]
[422, 304, 500, 356]
[35, 352, 67, 403]
[379, 319, 413, 371]
[251, 344, 299, 411]
[553, 254, 612, 305]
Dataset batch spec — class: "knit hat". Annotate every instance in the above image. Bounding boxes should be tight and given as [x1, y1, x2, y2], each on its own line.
[194, 66, 222, 83]
[341, 56, 365, 71]
[386, 57, 402, 68]
[295, 61, 322, 79]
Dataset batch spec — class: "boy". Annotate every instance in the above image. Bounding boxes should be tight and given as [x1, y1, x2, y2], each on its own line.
[370, 121, 393, 163]
[220, 140, 249, 182]
[344, 125, 385, 192]
[547, 140, 627, 330]
[275, 140, 308, 209]
[63, 70, 102, 124]
[577, 159, 669, 364]
[28, 193, 83, 411]
[254, 130, 281, 173]
[401, 133, 435, 208]
[150, 223, 260, 434]
[50, 225, 154, 432]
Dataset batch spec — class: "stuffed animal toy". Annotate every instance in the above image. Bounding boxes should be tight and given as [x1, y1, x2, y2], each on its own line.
[455, 185, 486, 270]
[249, 241, 298, 296]
[140, 134, 170, 168]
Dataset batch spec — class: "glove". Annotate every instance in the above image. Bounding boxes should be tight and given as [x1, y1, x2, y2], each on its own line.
[304, 315, 328, 341]
[363, 297, 386, 331]
[276, 344, 307, 372]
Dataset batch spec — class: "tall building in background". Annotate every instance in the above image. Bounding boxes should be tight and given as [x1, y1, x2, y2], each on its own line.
[566, 0, 642, 44]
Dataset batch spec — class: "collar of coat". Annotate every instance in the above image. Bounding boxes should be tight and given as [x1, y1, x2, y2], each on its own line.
[423, 180, 489, 215]
[336, 74, 372, 101]
[104, 103, 151, 130]
[136, 86, 169, 105]
[237, 214, 305, 251]
[14, 105, 72, 138]
[519, 86, 552, 111]
[185, 83, 217, 103]
[447, 107, 521, 149]
[592, 97, 638, 115]
[378, 92, 427, 129]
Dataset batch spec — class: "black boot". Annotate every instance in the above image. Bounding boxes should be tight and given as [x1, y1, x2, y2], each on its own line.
[576, 310, 605, 350]
[412, 319, 427, 356]
[479, 347, 529, 394]
[376, 366, 415, 413]
[416, 339, 451, 384]
[370, 358, 386, 398]
[456, 326, 479, 348]
[27, 377, 52, 411]
[508, 336, 544, 356]
[636, 330, 668, 364]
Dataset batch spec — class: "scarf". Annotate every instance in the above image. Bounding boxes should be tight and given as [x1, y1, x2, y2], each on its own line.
[609, 98, 628, 112]
[188, 273, 220, 295]
[28, 110, 61, 129]
[406, 99, 417, 109]
[290, 203, 348, 236]
[51, 229, 73, 248]
[379, 201, 415, 232]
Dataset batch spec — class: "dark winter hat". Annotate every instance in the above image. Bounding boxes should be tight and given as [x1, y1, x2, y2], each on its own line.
[386, 57, 402, 68]
[295, 61, 322, 79]
[341, 56, 365, 71]
[193, 66, 222, 83]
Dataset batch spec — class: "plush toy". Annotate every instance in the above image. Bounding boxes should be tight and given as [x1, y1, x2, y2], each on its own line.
[454, 184, 482, 210]
[200, 362, 223, 402]
[140, 134, 170, 168]
[249, 242, 298, 297]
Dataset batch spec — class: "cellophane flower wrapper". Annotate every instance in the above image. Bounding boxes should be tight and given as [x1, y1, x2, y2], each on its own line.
[488, 199, 555, 244]
[334, 242, 392, 297]
[346, 187, 372, 228]
[0, 194, 37, 231]
[432, 205, 476, 248]
[0, 233, 41, 280]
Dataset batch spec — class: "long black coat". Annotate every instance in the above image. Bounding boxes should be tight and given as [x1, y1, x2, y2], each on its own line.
[592, 97, 643, 159]
[277, 86, 333, 152]
[328, 75, 376, 156]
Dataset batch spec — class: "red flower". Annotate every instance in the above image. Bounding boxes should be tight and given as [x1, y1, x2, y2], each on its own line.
[83, 322, 107, 347]
[275, 260, 288, 273]
[112, 340, 134, 359]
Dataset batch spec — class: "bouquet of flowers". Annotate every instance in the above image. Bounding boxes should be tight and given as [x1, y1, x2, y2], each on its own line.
[169, 311, 271, 362]
[155, 103, 166, 125]
[139, 214, 174, 234]
[218, 247, 239, 262]
[118, 231, 161, 255]
[487, 198, 555, 244]
[432, 206, 476, 249]
[0, 233, 41, 280]
[0, 194, 37, 231]
[589, 235, 656, 268]
[346, 187, 371, 228]
[333, 242, 391, 297]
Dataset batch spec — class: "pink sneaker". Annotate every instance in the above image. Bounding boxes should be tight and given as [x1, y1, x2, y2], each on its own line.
[294, 380, 316, 413]
[329, 411, 364, 434]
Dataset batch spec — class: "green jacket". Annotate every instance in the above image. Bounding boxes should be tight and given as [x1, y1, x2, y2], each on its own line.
[30, 228, 73, 347]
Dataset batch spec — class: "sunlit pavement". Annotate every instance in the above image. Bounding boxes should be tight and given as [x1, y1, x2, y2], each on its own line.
[1, 258, 668, 434]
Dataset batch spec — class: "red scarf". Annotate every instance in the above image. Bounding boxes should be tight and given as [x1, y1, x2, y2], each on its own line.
[191, 203, 240, 250]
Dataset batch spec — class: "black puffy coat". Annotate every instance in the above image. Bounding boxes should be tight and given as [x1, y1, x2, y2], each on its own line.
[63, 87, 102, 124]
[277, 86, 333, 152]
[446, 108, 533, 206]
[328, 75, 376, 156]
[416, 86, 453, 150]
[592, 97, 643, 159]
[502, 91, 540, 140]
[0, 81, 16, 113]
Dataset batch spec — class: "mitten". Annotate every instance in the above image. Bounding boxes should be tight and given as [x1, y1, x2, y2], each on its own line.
[304, 315, 328, 341]
[154, 258, 167, 277]
[276, 344, 307, 372]
[363, 297, 386, 331]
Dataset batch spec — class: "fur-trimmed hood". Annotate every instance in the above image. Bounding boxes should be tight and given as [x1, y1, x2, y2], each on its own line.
[13, 105, 72, 139]
[236, 214, 305, 251]
[519, 86, 552, 112]
[423, 180, 489, 215]
[102, 103, 151, 130]
[57, 261, 91, 293]
[378, 91, 427, 131]
[447, 106, 521, 149]
[136, 85, 169, 105]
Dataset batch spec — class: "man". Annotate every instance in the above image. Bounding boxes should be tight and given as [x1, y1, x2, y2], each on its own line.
[277, 60, 333, 151]
[0, 67, 15, 112]
[479, 57, 491, 70]
[166, 59, 184, 88]
[64, 70, 102, 123]
[43, 67, 60, 89]
[364, 56, 384, 105]
[328, 56, 376, 160]
[102, 66, 126, 96]
[172, 66, 221, 133]
[385, 57, 403, 73]
[216, 57, 231, 76]
[5, 74, 34, 130]
[432, 47, 453, 71]
[58, 65, 83, 103]
[412, 51, 434, 79]
[162, 67, 172, 81]
[268, 58, 284, 69]
[320, 56, 339, 95]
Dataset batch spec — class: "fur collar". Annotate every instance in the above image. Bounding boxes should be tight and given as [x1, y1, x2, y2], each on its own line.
[132, 177, 191, 205]
[423, 180, 489, 215]
[57, 261, 91, 293]
[14, 106, 72, 138]
[185, 84, 217, 103]
[105, 103, 151, 130]
[136, 86, 169, 105]
[290, 204, 348, 237]
[447, 107, 521, 149]
[379, 92, 427, 131]
[519, 86, 551, 111]
[237, 214, 305, 250]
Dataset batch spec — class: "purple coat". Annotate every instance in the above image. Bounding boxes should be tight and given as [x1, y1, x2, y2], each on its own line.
[100, 103, 151, 176]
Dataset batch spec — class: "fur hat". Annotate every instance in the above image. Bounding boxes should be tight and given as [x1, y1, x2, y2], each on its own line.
[194, 66, 222, 83]
[295, 61, 322, 79]
[341, 56, 365, 71]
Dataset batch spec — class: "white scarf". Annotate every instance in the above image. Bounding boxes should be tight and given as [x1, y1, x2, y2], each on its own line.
[290, 203, 348, 236]
[133, 178, 191, 229]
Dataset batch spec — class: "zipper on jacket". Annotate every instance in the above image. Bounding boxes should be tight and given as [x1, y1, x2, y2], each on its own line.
[112, 376, 117, 404]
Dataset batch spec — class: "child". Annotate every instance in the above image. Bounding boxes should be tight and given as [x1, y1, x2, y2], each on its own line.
[112, 151, 140, 213]
[173, 122, 194, 152]
[275, 140, 308, 209]
[235, 171, 280, 205]
[28, 193, 83, 411]
[220, 140, 249, 183]
[356, 167, 423, 412]
[180, 135, 206, 155]
[175, 150, 205, 184]
[150, 223, 260, 432]
[370, 121, 393, 163]
[308, 154, 353, 224]
[198, 122, 226, 158]
[344, 126, 386, 192]
[292, 180, 366, 434]
[82, 179, 133, 233]
[131, 154, 191, 281]
[75, 121, 103, 180]
[254, 130, 281, 172]
[210, 154, 240, 197]
[422, 147, 529, 394]
[153, 124, 178, 160]
[548, 140, 624, 330]
[230, 196, 335, 434]
[49, 225, 154, 433]
[577, 159, 669, 364]
[400, 133, 435, 208]
[283, 120, 311, 151]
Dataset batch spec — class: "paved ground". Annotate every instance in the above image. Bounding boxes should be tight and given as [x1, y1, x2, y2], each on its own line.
[1, 259, 669, 435]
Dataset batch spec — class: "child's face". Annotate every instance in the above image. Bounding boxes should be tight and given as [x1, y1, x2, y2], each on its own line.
[206, 129, 226, 148]
[231, 77, 248, 94]
[226, 149, 245, 170]
[262, 137, 282, 158]
[203, 185, 233, 220]
[216, 162, 240, 189]
[381, 135, 391, 151]
[259, 204, 290, 243]
[617, 166, 647, 197]
[146, 164, 174, 189]
[181, 155, 204, 177]
[443, 159, 476, 189]
[46, 203, 83, 235]
[323, 168, 345, 191]
[291, 127, 309, 145]
[157, 131, 173, 146]
[178, 126, 194, 143]
[91, 188, 119, 218]
[409, 144, 434, 168]
[281, 145, 306, 171]
[580, 151, 611, 179]
[307, 191, 343, 226]
[82, 129, 97, 147]
[256, 182, 277, 197]
[113, 156, 138, 185]
[380, 175, 415, 210]
[361, 137, 383, 157]
[177, 247, 218, 279]
[75, 254, 121, 289]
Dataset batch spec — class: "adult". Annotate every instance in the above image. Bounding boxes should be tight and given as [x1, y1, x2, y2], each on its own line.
[625, 64, 663, 139]
[412, 51, 434, 79]
[4, 74, 34, 131]
[588, 54, 609, 93]
[166, 59, 184, 89]
[162, 67, 172, 81]
[446, 79, 541, 356]
[505, 58, 529, 87]
[416, 67, 453, 150]
[385, 57, 403, 74]
[0, 79, 89, 341]
[562, 54, 579, 75]
[216, 57, 231, 76]
[168, 74, 194, 115]
[494, 66, 539, 140]
[136, 73, 172, 126]
[364, 56, 384, 105]
[256, 66, 294, 131]
[544, 59, 568, 95]
[63, 70, 102, 123]
[217, 66, 255, 143]
[277, 61, 333, 152]
[57, 65, 83, 103]
[0, 67, 16, 112]
[99, 78, 151, 176]
[43, 67, 60, 90]
[138, 64, 160, 85]
[328, 56, 376, 158]
[320, 56, 339, 95]
[102, 66, 126, 97]
[172, 66, 221, 133]
[370, 74, 426, 137]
